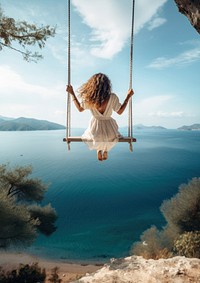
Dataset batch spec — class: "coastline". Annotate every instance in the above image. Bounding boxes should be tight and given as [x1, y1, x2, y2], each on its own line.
[0, 252, 102, 282]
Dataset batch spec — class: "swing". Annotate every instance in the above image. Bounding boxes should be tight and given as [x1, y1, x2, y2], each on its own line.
[63, 0, 136, 151]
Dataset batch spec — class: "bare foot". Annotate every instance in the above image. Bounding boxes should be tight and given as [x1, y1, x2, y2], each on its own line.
[103, 151, 108, 160]
[97, 150, 103, 161]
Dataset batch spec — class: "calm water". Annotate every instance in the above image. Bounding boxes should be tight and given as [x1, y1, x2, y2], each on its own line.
[0, 129, 199, 263]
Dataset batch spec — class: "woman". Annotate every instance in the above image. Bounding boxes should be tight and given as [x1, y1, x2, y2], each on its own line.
[66, 73, 134, 161]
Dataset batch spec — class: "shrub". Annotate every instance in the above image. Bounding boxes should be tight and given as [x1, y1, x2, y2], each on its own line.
[161, 178, 200, 232]
[48, 267, 62, 283]
[131, 178, 200, 259]
[0, 263, 46, 283]
[131, 226, 173, 259]
[174, 231, 200, 258]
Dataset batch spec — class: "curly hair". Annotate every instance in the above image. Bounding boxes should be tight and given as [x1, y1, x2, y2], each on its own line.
[78, 73, 112, 108]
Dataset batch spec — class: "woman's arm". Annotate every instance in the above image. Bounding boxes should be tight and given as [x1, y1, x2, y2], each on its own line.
[117, 89, 134, 115]
[66, 85, 84, 112]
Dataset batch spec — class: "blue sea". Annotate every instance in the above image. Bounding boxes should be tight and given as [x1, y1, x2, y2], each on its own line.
[0, 129, 199, 263]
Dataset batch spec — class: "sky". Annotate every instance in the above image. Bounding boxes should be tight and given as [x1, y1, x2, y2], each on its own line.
[0, 0, 199, 129]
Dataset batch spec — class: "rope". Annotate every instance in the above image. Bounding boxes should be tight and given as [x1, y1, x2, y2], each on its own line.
[128, 0, 135, 152]
[66, 0, 135, 151]
[66, 0, 71, 150]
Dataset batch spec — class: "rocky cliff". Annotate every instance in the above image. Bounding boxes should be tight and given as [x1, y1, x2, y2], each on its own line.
[71, 2, 200, 282]
[73, 256, 200, 283]
[174, 0, 200, 33]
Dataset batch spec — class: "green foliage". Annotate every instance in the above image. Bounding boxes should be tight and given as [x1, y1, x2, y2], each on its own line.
[161, 177, 200, 232]
[48, 267, 62, 283]
[0, 164, 47, 201]
[0, 117, 66, 131]
[132, 226, 163, 259]
[131, 226, 173, 259]
[0, 5, 55, 61]
[0, 164, 57, 249]
[131, 178, 200, 259]
[174, 231, 200, 258]
[0, 263, 46, 283]
[28, 204, 57, 235]
[0, 191, 38, 248]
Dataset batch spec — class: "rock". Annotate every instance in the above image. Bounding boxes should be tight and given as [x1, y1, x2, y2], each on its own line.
[174, 0, 200, 33]
[73, 256, 200, 283]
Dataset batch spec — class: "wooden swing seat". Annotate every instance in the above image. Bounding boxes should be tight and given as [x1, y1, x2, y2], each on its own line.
[63, 136, 136, 143]
[65, 0, 136, 151]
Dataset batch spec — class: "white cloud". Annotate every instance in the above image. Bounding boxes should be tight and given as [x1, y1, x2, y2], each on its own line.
[0, 65, 61, 97]
[72, 0, 130, 59]
[135, 0, 167, 32]
[148, 47, 200, 69]
[132, 95, 194, 128]
[72, 0, 167, 59]
[148, 111, 184, 117]
[47, 42, 67, 64]
[0, 65, 65, 124]
[135, 95, 172, 115]
[148, 17, 167, 30]
[71, 39, 96, 68]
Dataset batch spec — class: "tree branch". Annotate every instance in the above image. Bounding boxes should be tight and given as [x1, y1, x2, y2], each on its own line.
[9, 189, 21, 199]
[0, 41, 29, 55]
[9, 31, 45, 40]
[0, 41, 42, 62]
[7, 184, 14, 196]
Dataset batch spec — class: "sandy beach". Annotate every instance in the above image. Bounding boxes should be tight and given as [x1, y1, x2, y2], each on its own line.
[0, 252, 102, 282]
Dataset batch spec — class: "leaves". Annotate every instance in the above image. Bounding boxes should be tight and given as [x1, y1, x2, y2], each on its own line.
[161, 177, 200, 232]
[28, 204, 57, 236]
[0, 191, 37, 248]
[0, 164, 47, 201]
[131, 178, 200, 259]
[0, 164, 57, 248]
[0, 263, 46, 283]
[0, 5, 56, 61]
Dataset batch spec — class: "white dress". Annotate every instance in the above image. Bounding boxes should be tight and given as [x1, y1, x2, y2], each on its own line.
[81, 93, 122, 151]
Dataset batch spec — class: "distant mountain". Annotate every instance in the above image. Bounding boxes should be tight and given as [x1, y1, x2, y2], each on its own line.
[0, 117, 65, 131]
[134, 124, 166, 130]
[177, 124, 200, 131]
[0, 115, 14, 121]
